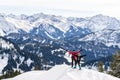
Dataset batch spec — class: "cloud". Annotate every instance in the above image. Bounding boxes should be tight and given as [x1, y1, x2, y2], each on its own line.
[0, 0, 120, 19]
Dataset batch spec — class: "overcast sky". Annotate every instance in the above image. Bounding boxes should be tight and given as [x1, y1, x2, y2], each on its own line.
[0, 0, 120, 19]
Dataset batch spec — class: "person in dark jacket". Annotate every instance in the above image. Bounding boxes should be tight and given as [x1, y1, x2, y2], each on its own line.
[76, 52, 81, 69]
[76, 52, 86, 69]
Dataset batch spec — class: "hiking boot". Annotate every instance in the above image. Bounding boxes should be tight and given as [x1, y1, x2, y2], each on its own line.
[74, 66, 76, 69]
[79, 67, 81, 70]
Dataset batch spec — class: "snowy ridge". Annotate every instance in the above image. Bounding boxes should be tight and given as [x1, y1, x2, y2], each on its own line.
[79, 29, 120, 48]
[3, 64, 120, 80]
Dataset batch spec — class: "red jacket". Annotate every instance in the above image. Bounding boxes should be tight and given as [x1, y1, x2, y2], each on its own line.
[68, 51, 80, 60]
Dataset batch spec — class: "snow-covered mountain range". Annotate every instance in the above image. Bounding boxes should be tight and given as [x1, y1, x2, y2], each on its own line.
[2, 64, 120, 80]
[0, 13, 120, 37]
[0, 13, 120, 47]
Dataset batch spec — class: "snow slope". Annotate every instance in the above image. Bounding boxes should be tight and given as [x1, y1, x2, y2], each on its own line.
[3, 64, 120, 80]
[6, 17, 33, 32]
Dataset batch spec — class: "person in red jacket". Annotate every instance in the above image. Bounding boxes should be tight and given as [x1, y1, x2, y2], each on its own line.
[67, 50, 80, 68]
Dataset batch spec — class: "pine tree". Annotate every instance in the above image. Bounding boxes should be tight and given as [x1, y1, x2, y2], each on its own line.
[0, 70, 21, 79]
[34, 65, 39, 70]
[14, 70, 21, 76]
[110, 51, 120, 78]
[97, 61, 104, 72]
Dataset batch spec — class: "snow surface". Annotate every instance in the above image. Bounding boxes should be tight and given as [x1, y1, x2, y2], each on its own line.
[26, 58, 33, 67]
[3, 64, 120, 80]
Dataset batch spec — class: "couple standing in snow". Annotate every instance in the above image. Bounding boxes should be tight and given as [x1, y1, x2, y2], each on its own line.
[66, 50, 84, 69]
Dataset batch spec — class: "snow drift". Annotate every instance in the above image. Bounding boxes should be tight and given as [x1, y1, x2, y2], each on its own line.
[3, 64, 120, 80]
